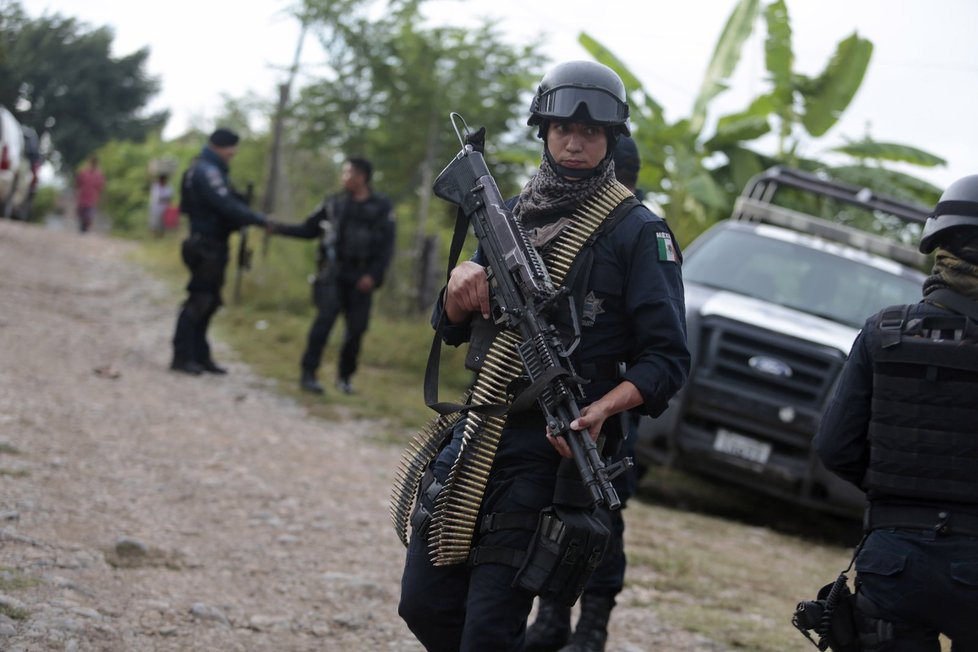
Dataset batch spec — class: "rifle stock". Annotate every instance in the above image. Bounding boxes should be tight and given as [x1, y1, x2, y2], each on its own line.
[433, 139, 630, 510]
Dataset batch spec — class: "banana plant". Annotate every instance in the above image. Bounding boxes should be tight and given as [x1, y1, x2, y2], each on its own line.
[581, 0, 764, 242]
[581, 0, 947, 244]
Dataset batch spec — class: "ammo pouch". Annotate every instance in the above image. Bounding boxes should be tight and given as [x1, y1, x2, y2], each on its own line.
[515, 505, 610, 606]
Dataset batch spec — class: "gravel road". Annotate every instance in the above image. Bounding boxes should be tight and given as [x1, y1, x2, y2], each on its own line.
[0, 219, 721, 651]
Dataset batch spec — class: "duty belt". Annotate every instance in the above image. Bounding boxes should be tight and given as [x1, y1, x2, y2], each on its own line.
[865, 503, 978, 537]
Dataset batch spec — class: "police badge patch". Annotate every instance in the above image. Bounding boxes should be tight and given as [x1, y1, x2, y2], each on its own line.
[581, 290, 605, 327]
[656, 231, 678, 262]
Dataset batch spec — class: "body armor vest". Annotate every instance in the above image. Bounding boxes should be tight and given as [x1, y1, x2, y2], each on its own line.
[866, 303, 978, 504]
[322, 193, 389, 266]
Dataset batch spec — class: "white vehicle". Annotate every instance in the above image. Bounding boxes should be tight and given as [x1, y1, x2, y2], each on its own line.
[636, 167, 930, 518]
[1, 104, 40, 220]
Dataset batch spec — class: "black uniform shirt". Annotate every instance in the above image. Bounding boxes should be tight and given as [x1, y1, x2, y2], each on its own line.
[276, 191, 396, 286]
[182, 147, 267, 245]
[436, 201, 689, 418]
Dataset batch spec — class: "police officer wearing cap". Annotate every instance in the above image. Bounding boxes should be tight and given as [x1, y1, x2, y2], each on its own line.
[814, 175, 978, 650]
[170, 128, 274, 375]
[397, 61, 689, 652]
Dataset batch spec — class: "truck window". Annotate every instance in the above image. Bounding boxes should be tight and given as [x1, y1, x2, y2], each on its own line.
[684, 229, 921, 327]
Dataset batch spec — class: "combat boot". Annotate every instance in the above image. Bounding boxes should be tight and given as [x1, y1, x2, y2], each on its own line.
[300, 370, 325, 395]
[524, 599, 571, 651]
[558, 594, 615, 652]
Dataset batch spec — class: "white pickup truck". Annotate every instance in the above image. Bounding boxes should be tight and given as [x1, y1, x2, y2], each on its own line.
[1, 104, 40, 221]
[636, 167, 930, 517]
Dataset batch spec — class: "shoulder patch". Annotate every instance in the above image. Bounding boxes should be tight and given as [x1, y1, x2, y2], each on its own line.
[205, 167, 228, 196]
[656, 231, 678, 262]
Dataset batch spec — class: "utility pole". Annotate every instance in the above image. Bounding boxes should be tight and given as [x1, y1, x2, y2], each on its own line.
[262, 18, 308, 256]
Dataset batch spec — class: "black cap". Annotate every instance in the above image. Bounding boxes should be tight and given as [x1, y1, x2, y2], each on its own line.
[209, 128, 240, 148]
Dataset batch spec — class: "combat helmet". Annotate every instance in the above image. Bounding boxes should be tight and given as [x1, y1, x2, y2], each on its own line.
[528, 60, 630, 136]
[529, 61, 630, 179]
[920, 175, 978, 253]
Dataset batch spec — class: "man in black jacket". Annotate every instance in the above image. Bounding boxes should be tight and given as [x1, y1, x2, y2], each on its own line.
[814, 174, 978, 650]
[274, 156, 396, 395]
[171, 128, 274, 375]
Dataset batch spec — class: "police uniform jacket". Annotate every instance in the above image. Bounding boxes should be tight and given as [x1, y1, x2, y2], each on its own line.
[436, 201, 690, 424]
[276, 191, 396, 286]
[815, 300, 978, 516]
[181, 147, 267, 246]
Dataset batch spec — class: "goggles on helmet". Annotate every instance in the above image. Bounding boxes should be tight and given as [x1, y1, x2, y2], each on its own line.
[534, 85, 629, 125]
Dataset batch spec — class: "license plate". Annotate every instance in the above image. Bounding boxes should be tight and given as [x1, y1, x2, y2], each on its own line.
[713, 428, 772, 465]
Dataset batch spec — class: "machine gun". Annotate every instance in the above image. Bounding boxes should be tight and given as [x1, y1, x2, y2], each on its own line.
[432, 114, 630, 510]
[232, 182, 255, 304]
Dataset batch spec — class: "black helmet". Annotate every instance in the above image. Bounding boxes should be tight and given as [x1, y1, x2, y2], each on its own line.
[528, 60, 630, 135]
[920, 175, 978, 253]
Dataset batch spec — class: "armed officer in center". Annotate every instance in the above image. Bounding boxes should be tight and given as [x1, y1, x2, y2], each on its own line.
[397, 61, 689, 652]
[171, 128, 275, 375]
[525, 134, 652, 652]
[814, 175, 978, 650]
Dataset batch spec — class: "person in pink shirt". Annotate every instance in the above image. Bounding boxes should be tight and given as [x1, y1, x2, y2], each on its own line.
[75, 156, 106, 233]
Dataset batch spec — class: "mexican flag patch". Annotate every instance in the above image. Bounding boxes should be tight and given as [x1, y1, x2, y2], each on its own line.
[656, 231, 678, 262]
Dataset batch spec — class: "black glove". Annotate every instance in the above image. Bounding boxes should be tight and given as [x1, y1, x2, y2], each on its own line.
[465, 126, 486, 154]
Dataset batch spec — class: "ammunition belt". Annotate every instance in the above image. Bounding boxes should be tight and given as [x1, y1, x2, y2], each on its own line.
[389, 180, 634, 564]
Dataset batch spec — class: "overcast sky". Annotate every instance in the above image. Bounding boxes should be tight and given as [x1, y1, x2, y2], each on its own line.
[21, 0, 978, 191]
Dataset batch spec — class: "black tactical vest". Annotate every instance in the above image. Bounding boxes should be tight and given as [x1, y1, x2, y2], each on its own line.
[325, 193, 390, 265]
[866, 301, 978, 504]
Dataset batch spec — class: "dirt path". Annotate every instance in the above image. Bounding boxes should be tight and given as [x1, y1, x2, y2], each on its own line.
[0, 219, 720, 651]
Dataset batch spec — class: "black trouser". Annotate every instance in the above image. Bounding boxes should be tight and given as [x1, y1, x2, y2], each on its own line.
[399, 423, 562, 651]
[854, 527, 978, 651]
[301, 273, 373, 379]
[172, 236, 227, 365]
[582, 416, 637, 599]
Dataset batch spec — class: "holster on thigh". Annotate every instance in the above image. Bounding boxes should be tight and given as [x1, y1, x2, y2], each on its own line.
[853, 592, 897, 651]
[469, 504, 610, 607]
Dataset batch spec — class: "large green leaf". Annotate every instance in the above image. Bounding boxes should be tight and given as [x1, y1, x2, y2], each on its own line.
[687, 170, 731, 210]
[763, 0, 793, 110]
[704, 94, 775, 148]
[831, 140, 946, 167]
[801, 33, 873, 137]
[690, 0, 761, 136]
[705, 114, 770, 149]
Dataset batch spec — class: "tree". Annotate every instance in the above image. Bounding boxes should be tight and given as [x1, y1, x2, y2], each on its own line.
[293, 0, 542, 309]
[0, 1, 167, 170]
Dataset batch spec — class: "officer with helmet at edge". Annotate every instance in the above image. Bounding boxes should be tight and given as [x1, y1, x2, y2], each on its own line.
[397, 61, 689, 651]
[814, 175, 978, 650]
